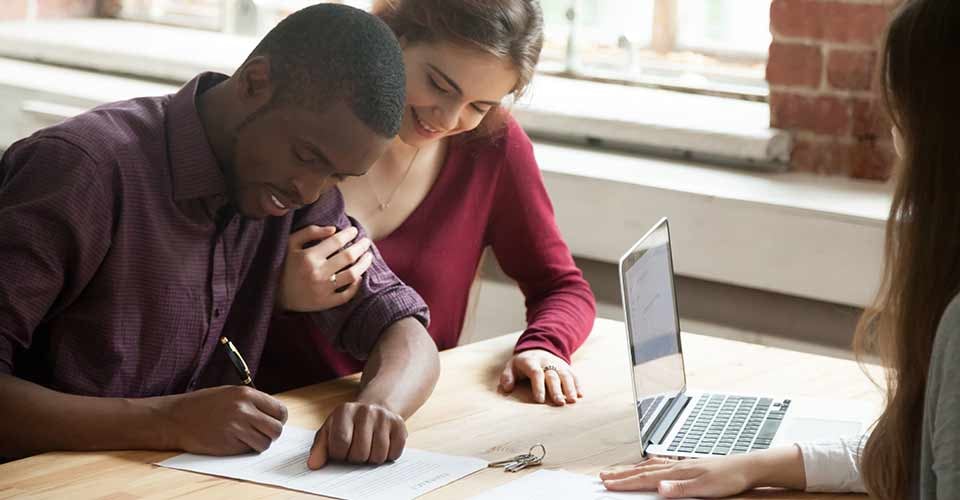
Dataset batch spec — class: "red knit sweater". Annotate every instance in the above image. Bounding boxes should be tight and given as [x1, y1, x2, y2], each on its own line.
[259, 118, 596, 390]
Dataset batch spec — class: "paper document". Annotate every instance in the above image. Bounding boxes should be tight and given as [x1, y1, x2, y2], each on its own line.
[469, 469, 692, 500]
[156, 426, 487, 500]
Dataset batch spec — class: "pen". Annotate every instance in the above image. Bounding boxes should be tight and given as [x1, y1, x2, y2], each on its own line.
[220, 336, 255, 388]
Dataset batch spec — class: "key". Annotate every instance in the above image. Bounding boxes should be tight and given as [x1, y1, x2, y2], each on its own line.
[505, 455, 542, 473]
[488, 444, 546, 471]
[488, 453, 534, 468]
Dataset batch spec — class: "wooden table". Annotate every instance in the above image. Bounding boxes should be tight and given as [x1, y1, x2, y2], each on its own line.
[0, 318, 883, 499]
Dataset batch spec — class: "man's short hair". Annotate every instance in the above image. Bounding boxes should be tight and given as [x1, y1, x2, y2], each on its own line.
[246, 4, 406, 137]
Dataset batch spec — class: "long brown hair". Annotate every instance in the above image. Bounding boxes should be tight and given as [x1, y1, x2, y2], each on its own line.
[372, 0, 544, 138]
[855, 1, 960, 498]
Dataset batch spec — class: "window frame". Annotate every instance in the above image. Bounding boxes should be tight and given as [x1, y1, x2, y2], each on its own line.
[113, 0, 770, 100]
[541, 0, 770, 100]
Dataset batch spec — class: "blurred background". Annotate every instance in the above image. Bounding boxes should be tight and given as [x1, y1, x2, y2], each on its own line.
[0, 0, 898, 358]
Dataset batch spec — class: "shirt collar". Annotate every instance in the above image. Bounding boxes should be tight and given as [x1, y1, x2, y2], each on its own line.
[166, 72, 230, 202]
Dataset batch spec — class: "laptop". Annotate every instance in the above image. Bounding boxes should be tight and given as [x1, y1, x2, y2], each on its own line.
[620, 218, 876, 459]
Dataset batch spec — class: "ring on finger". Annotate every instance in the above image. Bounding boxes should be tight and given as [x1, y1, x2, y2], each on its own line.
[329, 273, 338, 286]
[542, 364, 559, 373]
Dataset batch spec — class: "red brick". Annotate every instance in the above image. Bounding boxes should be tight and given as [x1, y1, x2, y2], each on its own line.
[0, 0, 28, 20]
[771, 92, 851, 135]
[822, 2, 890, 45]
[771, 0, 891, 45]
[790, 138, 825, 173]
[852, 98, 892, 140]
[770, 0, 824, 39]
[849, 138, 895, 180]
[37, 0, 96, 18]
[766, 42, 823, 88]
[791, 138, 853, 175]
[827, 49, 877, 90]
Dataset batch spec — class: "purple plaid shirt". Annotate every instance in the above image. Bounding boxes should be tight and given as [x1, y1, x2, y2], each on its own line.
[0, 73, 428, 397]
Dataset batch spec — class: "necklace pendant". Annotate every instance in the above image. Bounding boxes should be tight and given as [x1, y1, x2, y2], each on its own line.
[369, 147, 418, 214]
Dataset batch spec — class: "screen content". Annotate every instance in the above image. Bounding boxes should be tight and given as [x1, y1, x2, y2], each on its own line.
[622, 223, 686, 440]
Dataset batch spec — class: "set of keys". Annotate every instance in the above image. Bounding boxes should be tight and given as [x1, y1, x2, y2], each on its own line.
[487, 444, 546, 473]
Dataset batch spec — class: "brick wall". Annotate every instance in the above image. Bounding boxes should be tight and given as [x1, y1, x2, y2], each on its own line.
[767, 0, 900, 180]
[0, 0, 97, 21]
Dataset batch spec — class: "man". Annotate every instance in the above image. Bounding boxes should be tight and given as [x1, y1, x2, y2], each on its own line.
[0, 4, 439, 469]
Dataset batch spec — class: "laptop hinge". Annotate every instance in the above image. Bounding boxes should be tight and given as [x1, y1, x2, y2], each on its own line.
[649, 394, 691, 446]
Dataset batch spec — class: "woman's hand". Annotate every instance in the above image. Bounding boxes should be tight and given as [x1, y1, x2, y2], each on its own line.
[600, 456, 753, 498]
[498, 349, 582, 406]
[277, 225, 374, 312]
[600, 446, 806, 498]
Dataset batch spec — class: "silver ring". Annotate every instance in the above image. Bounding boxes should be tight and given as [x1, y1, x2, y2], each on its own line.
[542, 365, 559, 373]
[329, 273, 338, 285]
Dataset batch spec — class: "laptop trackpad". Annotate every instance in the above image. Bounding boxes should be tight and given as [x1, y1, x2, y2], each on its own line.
[778, 418, 863, 442]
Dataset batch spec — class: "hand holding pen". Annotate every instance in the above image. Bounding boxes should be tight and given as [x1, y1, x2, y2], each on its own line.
[141, 337, 287, 456]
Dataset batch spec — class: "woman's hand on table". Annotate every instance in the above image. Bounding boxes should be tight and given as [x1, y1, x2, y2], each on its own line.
[498, 349, 582, 406]
[600, 446, 807, 498]
[600, 456, 755, 498]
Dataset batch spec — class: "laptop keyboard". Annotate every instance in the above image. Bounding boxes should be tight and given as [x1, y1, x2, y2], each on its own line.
[667, 394, 791, 455]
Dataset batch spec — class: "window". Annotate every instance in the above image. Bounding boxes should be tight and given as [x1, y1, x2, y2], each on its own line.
[116, 0, 770, 99]
[117, 0, 226, 30]
[116, 0, 373, 32]
[539, 0, 771, 99]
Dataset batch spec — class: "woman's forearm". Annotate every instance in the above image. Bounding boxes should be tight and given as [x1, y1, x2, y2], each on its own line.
[747, 445, 808, 490]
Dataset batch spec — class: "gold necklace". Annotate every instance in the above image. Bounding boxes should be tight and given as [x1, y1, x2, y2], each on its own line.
[368, 147, 420, 211]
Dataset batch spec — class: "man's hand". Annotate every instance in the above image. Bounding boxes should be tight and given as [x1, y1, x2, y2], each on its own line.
[307, 402, 407, 469]
[160, 385, 288, 455]
[301, 318, 438, 470]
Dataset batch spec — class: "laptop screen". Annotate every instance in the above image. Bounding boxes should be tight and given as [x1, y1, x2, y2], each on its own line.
[619, 218, 686, 445]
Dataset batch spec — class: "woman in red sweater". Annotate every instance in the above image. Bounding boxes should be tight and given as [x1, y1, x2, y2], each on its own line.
[262, 0, 596, 406]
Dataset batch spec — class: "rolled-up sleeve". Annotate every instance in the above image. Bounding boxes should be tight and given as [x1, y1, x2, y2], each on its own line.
[292, 189, 429, 360]
[796, 435, 868, 493]
[0, 136, 114, 375]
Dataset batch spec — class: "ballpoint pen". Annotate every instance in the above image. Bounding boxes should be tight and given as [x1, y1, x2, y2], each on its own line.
[220, 336, 255, 388]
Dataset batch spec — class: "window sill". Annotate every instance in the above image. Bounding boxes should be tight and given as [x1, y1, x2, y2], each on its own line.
[0, 18, 788, 168]
[517, 75, 787, 169]
[535, 140, 891, 308]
